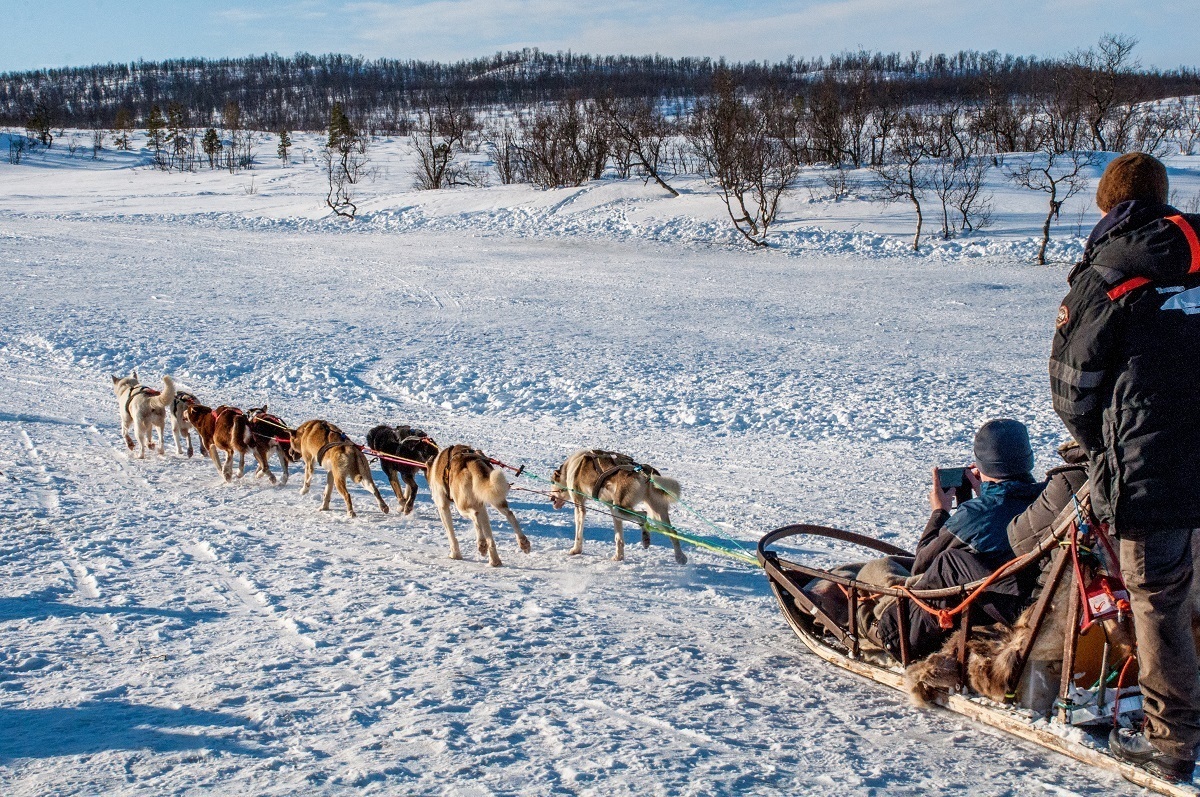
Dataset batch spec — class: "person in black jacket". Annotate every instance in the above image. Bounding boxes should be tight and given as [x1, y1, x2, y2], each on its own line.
[875, 419, 1043, 660]
[1050, 152, 1200, 783]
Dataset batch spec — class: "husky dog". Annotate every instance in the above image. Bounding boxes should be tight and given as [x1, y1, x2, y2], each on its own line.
[246, 406, 295, 486]
[365, 424, 439, 514]
[169, 391, 204, 457]
[549, 449, 685, 564]
[111, 372, 176, 458]
[427, 444, 529, 566]
[186, 404, 254, 482]
[292, 420, 389, 518]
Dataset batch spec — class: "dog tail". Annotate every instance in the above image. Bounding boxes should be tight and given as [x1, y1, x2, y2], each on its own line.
[484, 465, 511, 504]
[650, 474, 682, 504]
[149, 375, 177, 410]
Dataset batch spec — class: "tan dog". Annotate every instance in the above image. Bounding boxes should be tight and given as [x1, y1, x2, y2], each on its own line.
[427, 444, 529, 566]
[111, 372, 176, 458]
[292, 420, 389, 518]
[549, 449, 685, 564]
[186, 404, 254, 482]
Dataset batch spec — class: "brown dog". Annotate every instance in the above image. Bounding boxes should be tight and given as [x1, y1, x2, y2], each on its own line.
[186, 404, 254, 482]
[427, 444, 529, 566]
[246, 406, 295, 486]
[549, 449, 685, 563]
[292, 420, 389, 518]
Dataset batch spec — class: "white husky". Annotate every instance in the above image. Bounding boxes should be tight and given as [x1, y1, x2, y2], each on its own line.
[110, 372, 176, 458]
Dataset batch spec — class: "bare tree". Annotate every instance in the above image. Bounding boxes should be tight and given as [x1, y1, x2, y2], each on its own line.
[687, 74, 799, 247]
[1007, 147, 1095, 264]
[516, 97, 611, 189]
[8, 134, 31, 164]
[1178, 96, 1200, 155]
[410, 98, 478, 189]
[1131, 102, 1179, 157]
[951, 155, 993, 233]
[597, 95, 679, 196]
[873, 111, 934, 252]
[1067, 34, 1141, 151]
[484, 120, 523, 184]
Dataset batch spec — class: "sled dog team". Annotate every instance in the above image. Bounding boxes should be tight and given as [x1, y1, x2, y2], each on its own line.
[112, 371, 685, 567]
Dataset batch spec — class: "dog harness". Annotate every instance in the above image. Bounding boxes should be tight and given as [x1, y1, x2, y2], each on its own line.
[123, 384, 161, 418]
[172, 392, 198, 415]
[315, 435, 358, 465]
[584, 449, 660, 500]
[438, 445, 491, 505]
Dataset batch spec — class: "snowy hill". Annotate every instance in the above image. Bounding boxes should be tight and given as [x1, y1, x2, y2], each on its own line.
[1, 134, 1197, 795]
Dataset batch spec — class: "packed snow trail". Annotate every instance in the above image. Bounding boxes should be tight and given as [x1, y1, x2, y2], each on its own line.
[0, 214, 1141, 795]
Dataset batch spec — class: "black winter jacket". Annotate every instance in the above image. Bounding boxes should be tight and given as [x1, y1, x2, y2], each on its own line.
[1050, 201, 1200, 535]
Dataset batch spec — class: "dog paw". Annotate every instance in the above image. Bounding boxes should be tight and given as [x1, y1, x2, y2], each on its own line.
[519, 538, 531, 553]
[489, 558, 503, 567]
[567, 547, 583, 556]
[477, 541, 489, 555]
[379, 503, 390, 514]
[674, 552, 688, 565]
[449, 551, 463, 561]
[611, 553, 625, 562]
[641, 532, 651, 548]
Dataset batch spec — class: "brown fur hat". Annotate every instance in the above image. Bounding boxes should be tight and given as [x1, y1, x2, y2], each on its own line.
[1095, 152, 1168, 213]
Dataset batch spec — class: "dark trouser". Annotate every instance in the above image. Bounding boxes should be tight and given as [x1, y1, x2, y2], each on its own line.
[875, 548, 1023, 662]
[1119, 529, 1200, 761]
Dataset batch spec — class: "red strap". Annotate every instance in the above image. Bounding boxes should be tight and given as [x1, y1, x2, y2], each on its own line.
[1165, 214, 1200, 274]
[1106, 276, 1151, 301]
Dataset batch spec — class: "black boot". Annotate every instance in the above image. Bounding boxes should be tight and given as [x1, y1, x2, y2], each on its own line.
[1109, 727, 1196, 783]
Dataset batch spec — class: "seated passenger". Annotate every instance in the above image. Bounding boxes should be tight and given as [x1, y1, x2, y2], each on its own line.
[874, 427, 1084, 661]
[802, 427, 1090, 663]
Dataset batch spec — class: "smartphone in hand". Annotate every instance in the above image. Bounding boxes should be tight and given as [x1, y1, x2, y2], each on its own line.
[938, 466, 973, 506]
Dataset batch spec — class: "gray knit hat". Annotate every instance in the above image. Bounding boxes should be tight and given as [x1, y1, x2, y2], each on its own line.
[973, 419, 1034, 480]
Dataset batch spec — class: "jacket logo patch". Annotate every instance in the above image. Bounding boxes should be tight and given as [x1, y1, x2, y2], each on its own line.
[1055, 304, 1070, 328]
[1161, 286, 1200, 315]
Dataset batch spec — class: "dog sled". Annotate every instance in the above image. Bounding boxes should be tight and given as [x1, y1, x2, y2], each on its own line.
[758, 486, 1198, 797]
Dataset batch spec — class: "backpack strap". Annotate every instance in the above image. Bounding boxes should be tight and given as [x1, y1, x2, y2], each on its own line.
[1165, 214, 1200, 274]
[1106, 276, 1151, 301]
[1104, 215, 1200, 301]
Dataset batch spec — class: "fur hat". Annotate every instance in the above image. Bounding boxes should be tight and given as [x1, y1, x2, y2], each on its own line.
[1095, 153, 1169, 213]
[973, 419, 1034, 480]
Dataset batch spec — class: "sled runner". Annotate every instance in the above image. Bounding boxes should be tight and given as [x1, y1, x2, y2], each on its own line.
[758, 487, 1198, 797]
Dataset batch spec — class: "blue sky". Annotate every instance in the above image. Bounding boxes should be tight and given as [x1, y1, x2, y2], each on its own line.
[4, 0, 1195, 72]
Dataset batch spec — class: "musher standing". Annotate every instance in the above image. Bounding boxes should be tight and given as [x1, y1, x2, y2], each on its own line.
[1050, 152, 1200, 783]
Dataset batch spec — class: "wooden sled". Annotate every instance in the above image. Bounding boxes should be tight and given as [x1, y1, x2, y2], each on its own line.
[758, 487, 1198, 797]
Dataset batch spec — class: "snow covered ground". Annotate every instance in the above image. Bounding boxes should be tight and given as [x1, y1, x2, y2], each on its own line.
[1, 134, 1198, 795]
